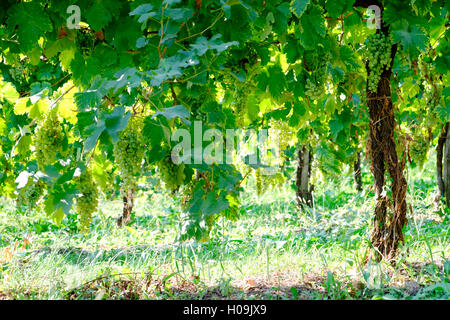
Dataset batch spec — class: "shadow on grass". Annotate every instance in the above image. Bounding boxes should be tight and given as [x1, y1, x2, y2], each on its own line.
[65, 272, 328, 300]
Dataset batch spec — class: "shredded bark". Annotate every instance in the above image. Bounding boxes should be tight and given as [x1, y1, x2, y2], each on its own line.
[117, 188, 135, 227]
[437, 123, 449, 203]
[354, 152, 363, 192]
[296, 145, 313, 208]
[366, 28, 408, 263]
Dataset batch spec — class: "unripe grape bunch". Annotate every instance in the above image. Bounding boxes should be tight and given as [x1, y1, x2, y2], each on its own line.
[75, 28, 96, 56]
[305, 79, 325, 101]
[158, 154, 185, 192]
[34, 111, 64, 169]
[113, 117, 145, 189]
[366, 33, 392, 92]
[254, 168, 285, 196]
[269, 118, 293, 158]
[409, 134, 428, 169]
[234, 82, 251, 127]
[75, 170, 99, 232]
[305, 52, 331, 101]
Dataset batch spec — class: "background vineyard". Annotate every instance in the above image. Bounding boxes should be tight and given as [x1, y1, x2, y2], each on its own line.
[0, 0, 449, 299]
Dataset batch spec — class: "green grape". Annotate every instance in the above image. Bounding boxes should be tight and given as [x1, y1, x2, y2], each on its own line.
[8, 59, 30, 94]
[270, 119, 293, 158]
[158, 153, 185, 192]
[255, 169, 285, 196]
[418, 54, 434, 79]
[180, 181, 195, 211]
[113, 116, 145, 189]
[305, 52, 331, 101]
[75, 28, 96, 56]
[317, 52, 332, 76]
[34, 111, 64, 169]
[9, 63, 26, 83]
[234, 82, 251, 127]
[418, 51, 442, 111]
[409, 135, 428, 169]
[75, 170, 99, 233]
[305, 79, 325, 101]
[366, 33, 392, 92]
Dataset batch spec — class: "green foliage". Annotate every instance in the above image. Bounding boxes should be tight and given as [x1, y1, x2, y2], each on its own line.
[0, 0, 448, 239]
[18, 179, 45, 209]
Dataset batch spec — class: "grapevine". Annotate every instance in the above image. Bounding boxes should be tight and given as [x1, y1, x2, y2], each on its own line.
[0, 0, 445, 264]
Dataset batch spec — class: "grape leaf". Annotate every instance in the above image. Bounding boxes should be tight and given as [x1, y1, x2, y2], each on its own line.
[6, 2, 52, 52]
[291, 0, 310, 18]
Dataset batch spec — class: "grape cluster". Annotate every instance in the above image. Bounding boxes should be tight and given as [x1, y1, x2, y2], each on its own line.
[366, 33, 392, 92]
[318, 52, 332, 75]
[254, 168, 285, 196]
[158, 154, 185, 192]
[303, 51, 319, 72]
[269, 119, 292, 158]
[418, 55, 434, 79]
[305, 79, 325, 101]
[180, 181, 195, 210]
[409, 135, 428, 169]
[113, 117, 145, 189]
[304, 52, 331, 101]
[75, 28, 96, 56]
[9, 63, 26, 83]
[75, 170, 99, 232]
[34, 111, 64, 169]
[22, 180, 44, 209]
[234, 83, 251, 127]
[418, 52, 442, 111]
[8, 60, 30, 94]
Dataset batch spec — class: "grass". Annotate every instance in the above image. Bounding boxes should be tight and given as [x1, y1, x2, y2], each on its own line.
[0, 155, 448, 300]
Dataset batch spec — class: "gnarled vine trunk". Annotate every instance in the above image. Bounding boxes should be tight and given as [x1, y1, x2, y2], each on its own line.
[117, 188, 134, 226]
[437, 123, 449, 205]
[444, 124, 450, 205]
[366, 32, 408, 262]
[296, 146, 313, 209]
[354, 152, 363, 192]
